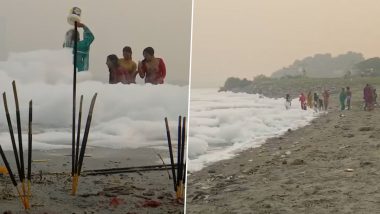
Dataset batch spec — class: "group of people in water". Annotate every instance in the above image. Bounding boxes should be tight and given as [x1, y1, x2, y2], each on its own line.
[293, 84, 378, 112]
[107, 46, 166, 85]
[64, 23, 166, 85]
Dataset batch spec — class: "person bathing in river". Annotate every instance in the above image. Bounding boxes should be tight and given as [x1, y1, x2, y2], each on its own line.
[106, 54, 127, 84]
[138, 47, 166, 84]
[285, 94, 292, 110]
[119, 46, 138, 84]
[299, 93, 307, 110]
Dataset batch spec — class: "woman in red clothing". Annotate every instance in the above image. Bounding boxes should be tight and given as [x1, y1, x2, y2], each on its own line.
[106, 54, 127, 84]
[138, 47, 166, 84]
[299, 92, 307, 110]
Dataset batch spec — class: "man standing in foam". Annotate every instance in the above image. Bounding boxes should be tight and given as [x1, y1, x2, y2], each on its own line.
[138, 47, 166, 84]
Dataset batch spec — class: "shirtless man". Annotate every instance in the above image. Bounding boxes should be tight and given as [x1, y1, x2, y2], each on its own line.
[138, 47, 166, 84]
[119, 46, 137, 84]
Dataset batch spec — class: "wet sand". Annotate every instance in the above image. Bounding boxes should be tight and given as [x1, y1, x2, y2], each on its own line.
[187, 91, 380, 213]
[0, 147, 183, 213]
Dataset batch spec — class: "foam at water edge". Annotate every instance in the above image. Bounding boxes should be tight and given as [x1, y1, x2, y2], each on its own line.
[188, 88, 317, 172]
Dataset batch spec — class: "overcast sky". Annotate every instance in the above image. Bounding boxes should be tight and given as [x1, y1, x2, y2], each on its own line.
[0, 0, 192, 85]
[191, 0, 380, 88]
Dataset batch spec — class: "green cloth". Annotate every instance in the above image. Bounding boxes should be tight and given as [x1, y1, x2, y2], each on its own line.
[75, 26, 94, 72]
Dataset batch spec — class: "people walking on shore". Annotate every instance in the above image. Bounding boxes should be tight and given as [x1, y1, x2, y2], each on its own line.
[307, 91, 313, 109]
[374, 88, 378, 106]
[313, 92, 319, 112]
[322, 89, 330, 111]
[346, 86, 352, 110]
[339, 88, 347, 111]
[318, 97, 324, 111]
[364, 84, 374, 111]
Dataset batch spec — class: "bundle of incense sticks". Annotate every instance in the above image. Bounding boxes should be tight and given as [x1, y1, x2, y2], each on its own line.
[71, 21, 98, 195]
[71, 93, 97, 195]
[164, 116, 187, 201]
[0, 81, 33, 209]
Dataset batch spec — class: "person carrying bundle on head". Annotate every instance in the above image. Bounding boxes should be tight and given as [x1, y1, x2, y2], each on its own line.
[63, 22, 95, 72]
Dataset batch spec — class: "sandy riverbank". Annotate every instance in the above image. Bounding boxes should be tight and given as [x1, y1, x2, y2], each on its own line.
[0, 147, 183, 213]
[187, 88, 380, 213]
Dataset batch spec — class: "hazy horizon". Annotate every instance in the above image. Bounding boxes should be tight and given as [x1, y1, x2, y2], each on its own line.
[0, 0, 192, 85]
[191, 0, 380, 88]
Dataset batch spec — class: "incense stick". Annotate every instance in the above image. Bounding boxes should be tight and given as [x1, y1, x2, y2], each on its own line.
[12, 81, 28, 207]
[72, 93, 97, 195]
[27, 100, 32, 199]
[164, 117, 177, 191]
[76, 93, 97, 177]
[177, 116, 182, 191]
[2, 93, 22, 183]
[12, 81, 25, 184]
[180, 117, 186, 185]
[157, 153, 171, 179]
[74, 95, 83, 175]
[0, 145, 26, 208]
[72, 95, 83, 195]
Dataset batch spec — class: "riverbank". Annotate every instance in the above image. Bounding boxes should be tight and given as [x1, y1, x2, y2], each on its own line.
[187, 86, 380, 213]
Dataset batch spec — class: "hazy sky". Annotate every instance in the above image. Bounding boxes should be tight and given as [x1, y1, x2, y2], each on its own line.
[0, 0, 192, 85]
[191, 0, 380, 88]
